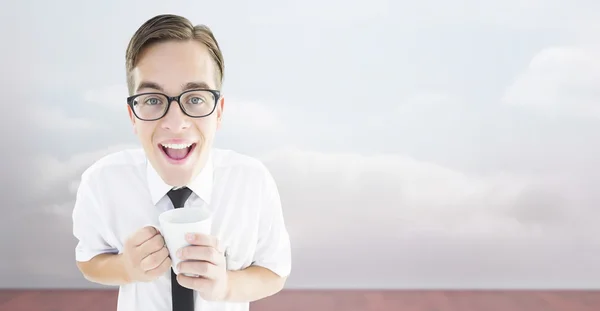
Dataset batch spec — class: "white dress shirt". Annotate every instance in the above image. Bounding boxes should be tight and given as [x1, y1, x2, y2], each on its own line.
[72, 147, 292, 311]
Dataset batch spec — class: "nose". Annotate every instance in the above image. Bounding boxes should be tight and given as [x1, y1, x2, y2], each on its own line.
[160, 100, 190, 132]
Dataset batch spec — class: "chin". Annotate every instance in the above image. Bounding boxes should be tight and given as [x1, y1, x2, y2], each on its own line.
[162, 172, 194, 188]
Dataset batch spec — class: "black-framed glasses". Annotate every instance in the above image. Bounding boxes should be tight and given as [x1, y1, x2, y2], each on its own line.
[126, 89, 221, 121]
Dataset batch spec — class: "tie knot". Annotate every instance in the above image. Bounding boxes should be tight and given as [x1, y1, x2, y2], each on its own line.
[167, 187, 193, 209]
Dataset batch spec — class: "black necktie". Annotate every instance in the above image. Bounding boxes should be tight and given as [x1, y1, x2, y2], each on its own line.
[167, 187, 195, 311]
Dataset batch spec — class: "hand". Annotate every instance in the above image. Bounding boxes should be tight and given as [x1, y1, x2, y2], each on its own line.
[176, 233, 229, 301]
[121, 226, 171, 283]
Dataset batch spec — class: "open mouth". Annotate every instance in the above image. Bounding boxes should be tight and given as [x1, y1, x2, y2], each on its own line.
[159, 142, 197, 163]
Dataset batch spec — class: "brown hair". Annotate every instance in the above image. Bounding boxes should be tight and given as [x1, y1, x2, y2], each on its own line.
[125, 14, 225, 95]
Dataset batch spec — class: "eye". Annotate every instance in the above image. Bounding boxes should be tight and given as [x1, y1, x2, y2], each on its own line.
[188, 96, 205, 105]
[144, 97, 162, 105]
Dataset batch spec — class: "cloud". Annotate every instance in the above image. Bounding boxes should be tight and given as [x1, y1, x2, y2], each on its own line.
[254, 148, 600, 289]
[29, 106, 99, 131]
[390, 0, 600, 32]
[222, 98, 285, 133]
[5, 0, 600, 289]
[502, 45, 600, 118]
[2, 144, 598, 288]
[248, 0, 390, 23]
[83, 84, 129, 111]
[395, 92, 466, 116]
[242, 0, 600, 29]
[259, 148, 588, 246]
[0, 143, 142, 288]
[29, 143, 140, 210]
[34, 143, 561, 239]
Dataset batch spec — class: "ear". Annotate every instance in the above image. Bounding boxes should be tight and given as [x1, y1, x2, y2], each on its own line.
[216, 96, 225, 130]
[127, 105, 137, 134]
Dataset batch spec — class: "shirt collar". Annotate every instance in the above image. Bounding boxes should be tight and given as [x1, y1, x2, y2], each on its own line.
[146, 150, 214, 206]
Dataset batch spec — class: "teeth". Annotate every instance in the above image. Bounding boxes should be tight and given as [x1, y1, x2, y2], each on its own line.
[161, 143, 193, 149]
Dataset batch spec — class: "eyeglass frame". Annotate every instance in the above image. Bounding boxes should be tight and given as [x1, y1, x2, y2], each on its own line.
[126, 88, 221, 121]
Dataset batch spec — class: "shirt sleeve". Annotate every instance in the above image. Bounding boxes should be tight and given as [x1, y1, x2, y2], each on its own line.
[72, 170, 118, 262]
[251, 166, 292, 278]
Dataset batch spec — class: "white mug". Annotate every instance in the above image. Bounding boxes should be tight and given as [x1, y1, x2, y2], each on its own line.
[157, 207, 212, 276]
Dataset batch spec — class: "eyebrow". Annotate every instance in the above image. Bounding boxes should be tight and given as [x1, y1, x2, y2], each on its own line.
[136, 81, 164, 92]
[182, 81, 211, 90]
[136, 81, 212, 93]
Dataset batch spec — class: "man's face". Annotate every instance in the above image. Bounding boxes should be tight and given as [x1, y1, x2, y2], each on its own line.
[128, 40, 224, 187]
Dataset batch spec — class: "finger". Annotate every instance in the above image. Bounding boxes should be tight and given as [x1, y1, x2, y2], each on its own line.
[129, 226, 159, 247]
[138, 233, 165, 258]
[140, 244, 169, 271]
[178, 245, 222, 265]
[185, 233, 219, 249]
[177, 260, 218, 279]
[177, 274, 212, 291]
[146, 252, 172, 277]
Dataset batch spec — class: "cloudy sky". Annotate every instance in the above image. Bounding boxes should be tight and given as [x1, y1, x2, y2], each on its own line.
[1, 0, 600, 289]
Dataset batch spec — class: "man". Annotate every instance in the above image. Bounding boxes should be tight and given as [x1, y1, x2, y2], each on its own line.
[72, 14, 292, 311]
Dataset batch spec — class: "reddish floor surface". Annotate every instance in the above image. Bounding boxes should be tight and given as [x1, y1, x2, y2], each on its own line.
[1, 289, 600, 311]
